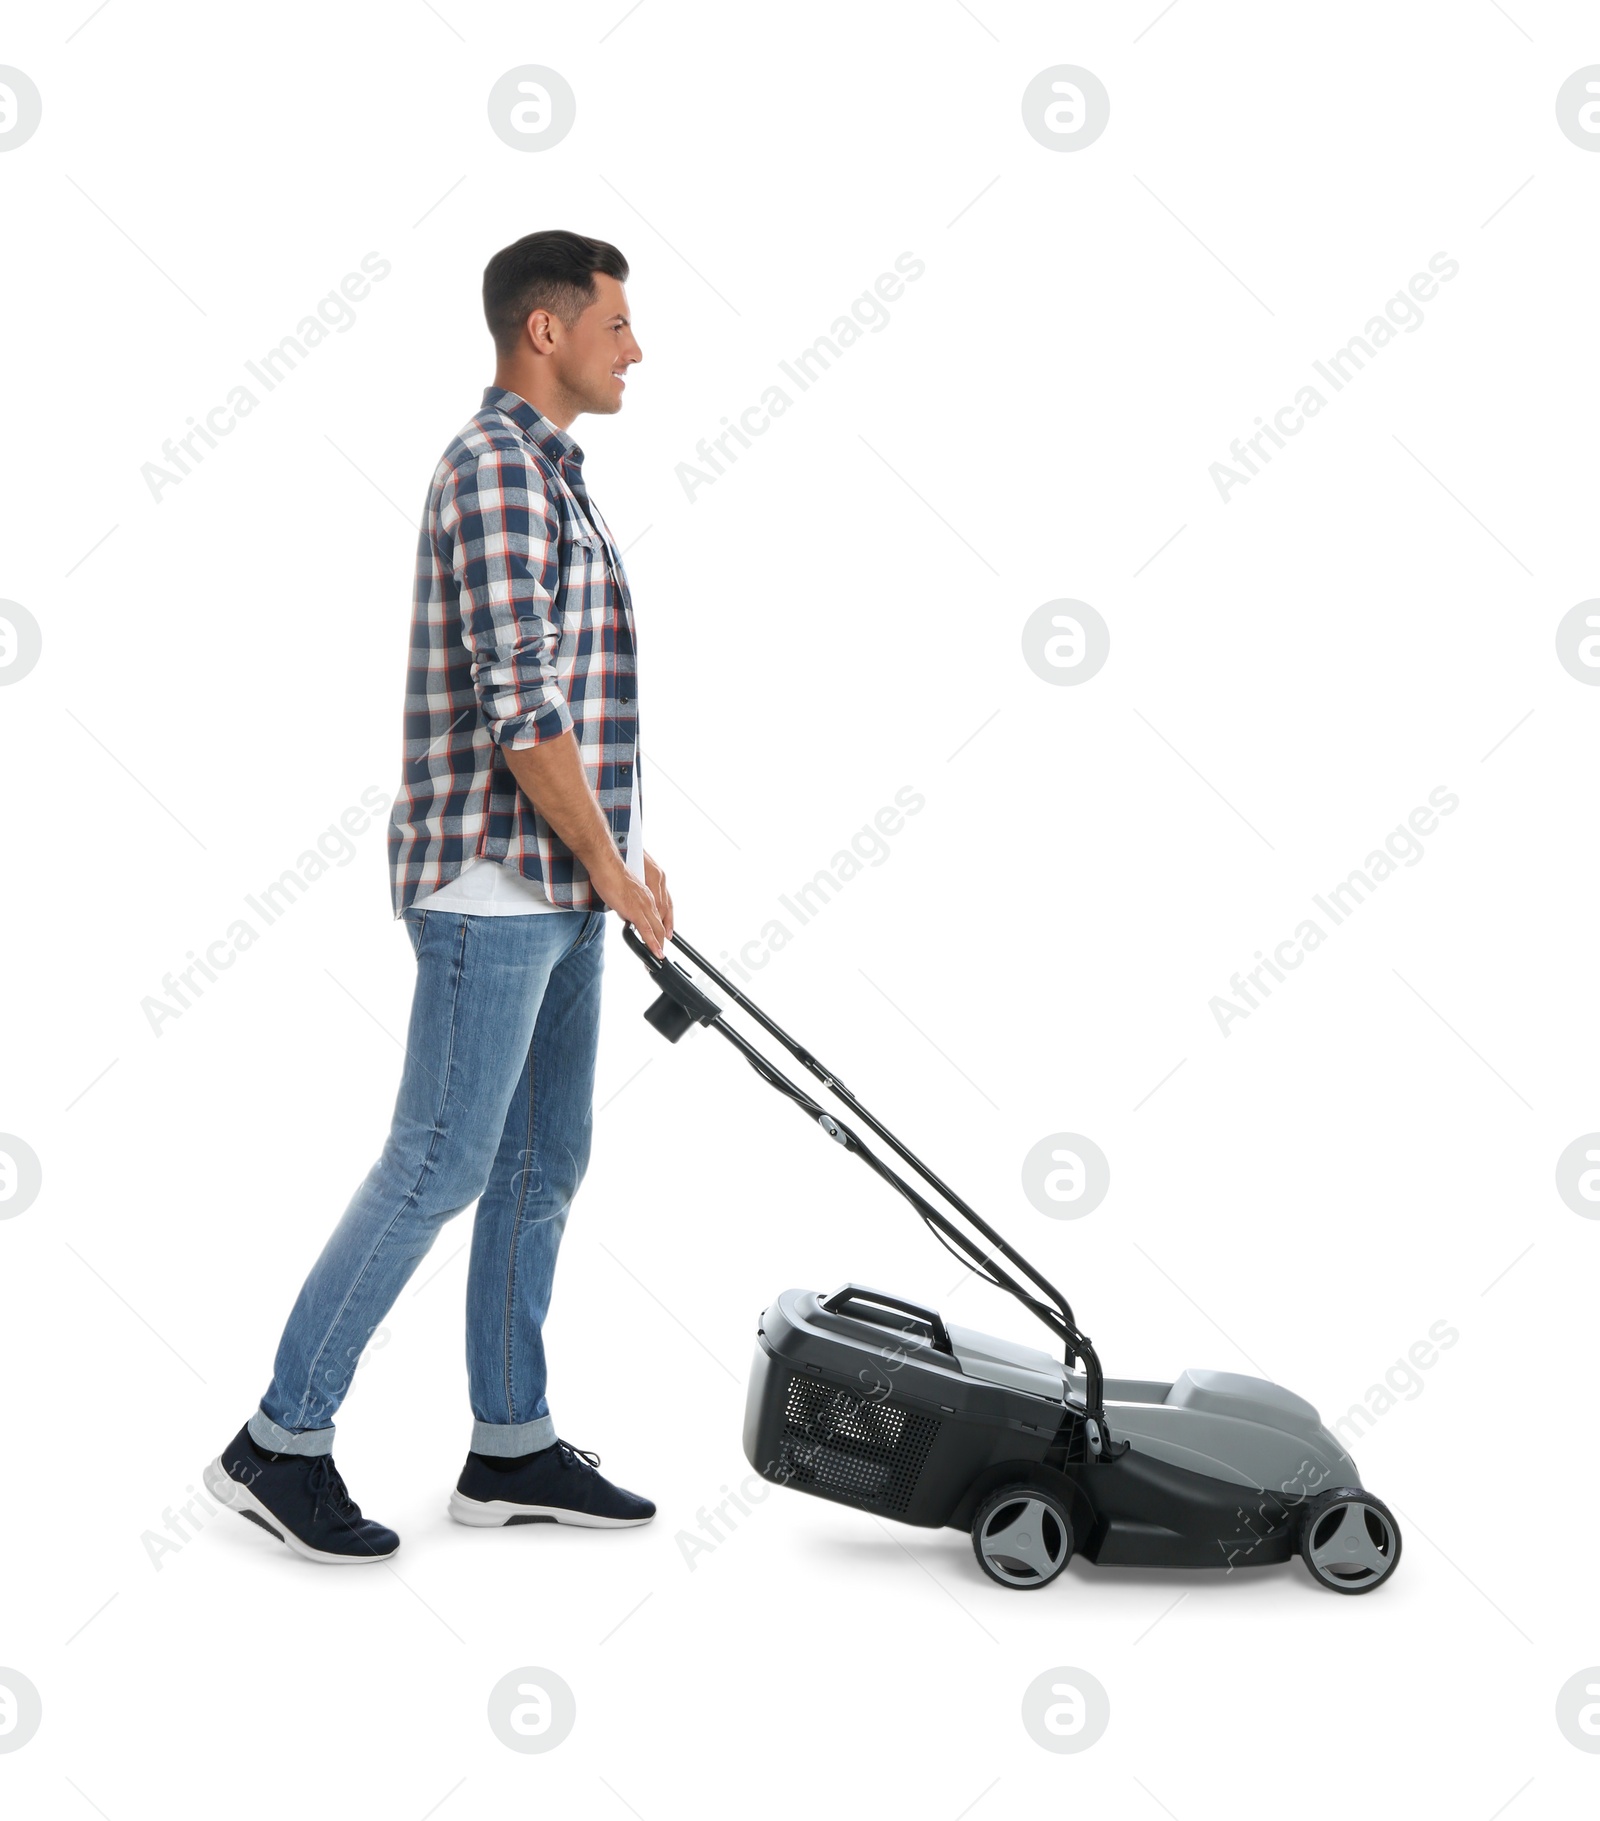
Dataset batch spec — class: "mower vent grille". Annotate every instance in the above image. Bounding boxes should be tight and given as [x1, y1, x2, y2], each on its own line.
[777, 1373, 940, 1515]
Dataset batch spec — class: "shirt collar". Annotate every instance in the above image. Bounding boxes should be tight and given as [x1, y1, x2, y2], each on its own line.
[482, 386, 583, 468]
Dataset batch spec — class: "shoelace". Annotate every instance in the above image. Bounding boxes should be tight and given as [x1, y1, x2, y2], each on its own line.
[307, 1454, 360, 1524]
[555, 1440, 602, 1473]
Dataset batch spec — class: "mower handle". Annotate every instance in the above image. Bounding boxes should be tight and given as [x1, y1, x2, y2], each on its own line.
[621, 920, 1111, 1442]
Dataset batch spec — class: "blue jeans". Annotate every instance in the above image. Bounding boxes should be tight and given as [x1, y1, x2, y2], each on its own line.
[248, 905, 606, 1459]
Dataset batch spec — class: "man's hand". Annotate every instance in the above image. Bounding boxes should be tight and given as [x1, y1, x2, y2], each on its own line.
[591, 857, 667, 958]
[644, 851, 673, 943]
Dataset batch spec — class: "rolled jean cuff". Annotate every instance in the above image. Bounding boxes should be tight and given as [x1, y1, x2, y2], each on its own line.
[249, 1408, 335, 1457]
[472, 1414, 555, 1457]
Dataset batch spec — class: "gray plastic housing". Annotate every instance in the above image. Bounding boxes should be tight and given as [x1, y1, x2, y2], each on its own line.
[940, 1315, 1359, 1494]
[1078, 1366, 1358, 1492]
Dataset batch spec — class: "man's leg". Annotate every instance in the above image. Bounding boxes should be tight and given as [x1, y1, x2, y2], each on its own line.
[450, 908, 654, 1527]
[462, 905, 606, 1452]
[249, 905, 592, 1453]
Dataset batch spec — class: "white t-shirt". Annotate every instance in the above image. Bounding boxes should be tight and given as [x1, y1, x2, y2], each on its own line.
[410, 764, 641, 916]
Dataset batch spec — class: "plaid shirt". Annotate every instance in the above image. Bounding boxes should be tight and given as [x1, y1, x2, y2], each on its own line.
[388, 387, 640, 916]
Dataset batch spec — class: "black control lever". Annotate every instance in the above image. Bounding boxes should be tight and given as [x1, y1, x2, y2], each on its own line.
[622, 923, 722, 1042]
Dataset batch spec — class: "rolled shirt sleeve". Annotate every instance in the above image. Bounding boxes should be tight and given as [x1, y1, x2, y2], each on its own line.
[443, 444, 576, 750]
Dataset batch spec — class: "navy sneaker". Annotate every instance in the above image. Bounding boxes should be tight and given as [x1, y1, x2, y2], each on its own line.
[203, 1424, 399, 1565]
[448, 1439, 655, 1529]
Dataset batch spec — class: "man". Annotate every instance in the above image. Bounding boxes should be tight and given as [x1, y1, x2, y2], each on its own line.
[204, 230, 666, 1563]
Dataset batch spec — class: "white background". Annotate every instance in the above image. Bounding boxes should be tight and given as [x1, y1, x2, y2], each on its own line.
[2, 0, 1597, 1813]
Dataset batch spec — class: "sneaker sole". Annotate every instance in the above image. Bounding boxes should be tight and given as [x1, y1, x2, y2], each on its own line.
[446, 1489, 653, 1530]
[202, 1457, 398, 1565]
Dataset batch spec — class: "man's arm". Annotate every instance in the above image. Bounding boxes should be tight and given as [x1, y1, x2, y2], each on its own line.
[500, 733, 666, 956]
[445, 445, 666, 955]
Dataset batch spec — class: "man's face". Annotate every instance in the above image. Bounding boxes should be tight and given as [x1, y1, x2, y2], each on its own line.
[554, 273, 641, 416]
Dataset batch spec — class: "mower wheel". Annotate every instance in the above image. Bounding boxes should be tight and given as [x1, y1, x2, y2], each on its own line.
[1299, 1486, 1402, 1594]
[971, 1484, 1074, 1590]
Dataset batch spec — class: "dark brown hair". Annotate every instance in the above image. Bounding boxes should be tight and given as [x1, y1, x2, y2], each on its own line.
[482, 230, 629, 355]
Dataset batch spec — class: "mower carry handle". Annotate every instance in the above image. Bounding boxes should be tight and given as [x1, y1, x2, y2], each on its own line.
[821, 1284, 955, 1357]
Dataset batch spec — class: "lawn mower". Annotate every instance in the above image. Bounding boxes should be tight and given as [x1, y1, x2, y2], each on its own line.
[623, 926, 1400, 1595]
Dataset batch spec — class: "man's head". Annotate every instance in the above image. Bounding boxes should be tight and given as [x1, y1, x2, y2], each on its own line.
[483, 229, 640, 428]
